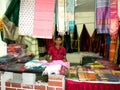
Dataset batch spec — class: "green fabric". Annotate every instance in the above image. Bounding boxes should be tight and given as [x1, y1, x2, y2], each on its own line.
[5, 0, 20, 26]
[1, 0, 20, 41]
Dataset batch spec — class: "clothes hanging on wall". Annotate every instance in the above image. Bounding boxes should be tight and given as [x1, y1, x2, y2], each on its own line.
[109, 34, 118, 63]
[33, 0, 55, 38]
[71, 25, 79, 52]
[63, 32, 72, 53]
[2, 0, 20, 41]
[19, 0, 34, 36]
[96, 0, 110, 34]
[80, 24, 91, 52]
[110, 0, 118, 35]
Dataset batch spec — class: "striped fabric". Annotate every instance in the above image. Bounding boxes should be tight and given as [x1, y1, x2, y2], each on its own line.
[24, 36, 39, 60]
[96, 0, 110, 34]
[110, 0, 118, 35]
[109, 34, 117, 63]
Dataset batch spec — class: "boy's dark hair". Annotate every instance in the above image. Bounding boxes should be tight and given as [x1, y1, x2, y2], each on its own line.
[55, 35, 62, 40]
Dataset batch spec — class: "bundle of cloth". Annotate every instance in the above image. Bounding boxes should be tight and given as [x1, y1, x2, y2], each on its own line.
[25, 60, 70, 75]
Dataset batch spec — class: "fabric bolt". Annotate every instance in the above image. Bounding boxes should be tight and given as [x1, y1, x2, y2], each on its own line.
[1, 0, 20, 41]
[33, 0, 55, 38]
[110, 0, 118, 35]
[96, 0, 110, 34]
[19, 0, 34, 36]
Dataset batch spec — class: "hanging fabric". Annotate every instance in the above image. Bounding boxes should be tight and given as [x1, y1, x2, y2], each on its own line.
[71, 25, 79, 52]
[63, 32, 72, 53]
[110, 0, 118, 35]
[109, 34, 118, 63]
[80, 24, 91, 52]
[1, 0, 20, 41]
[0, 0, 11, 18]
[64, 0, 75, 32]
[57, 0, 65, 33]
[24, 36, 39, 60]
[19, 0, 34, 36]
[95, 0, 110, 34]
[33, 0, 55, 38]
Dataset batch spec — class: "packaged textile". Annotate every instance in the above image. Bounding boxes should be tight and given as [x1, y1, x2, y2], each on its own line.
[7, 44, 25, 56]
[78, 71, 97, 81]
[0, 55, 16, 69]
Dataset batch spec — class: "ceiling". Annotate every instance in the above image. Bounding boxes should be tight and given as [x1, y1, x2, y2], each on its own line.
[75, 0, 95, 12]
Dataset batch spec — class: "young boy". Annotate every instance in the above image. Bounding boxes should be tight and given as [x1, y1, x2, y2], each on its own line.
[47, 35, 67, 62]
[46, 35, 68, 75]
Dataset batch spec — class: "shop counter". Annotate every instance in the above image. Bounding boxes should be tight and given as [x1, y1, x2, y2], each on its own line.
[66, 79, 120, 90]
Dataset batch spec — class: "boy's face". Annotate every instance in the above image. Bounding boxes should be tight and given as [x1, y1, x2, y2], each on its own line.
[54, 38, 62, 46]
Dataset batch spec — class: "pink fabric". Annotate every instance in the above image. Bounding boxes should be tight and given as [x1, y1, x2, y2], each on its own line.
[110, 0, 118, 35]
[51, 60, 70, 68]
[66, 79, 120, 90]
[33, 0, 55, 38]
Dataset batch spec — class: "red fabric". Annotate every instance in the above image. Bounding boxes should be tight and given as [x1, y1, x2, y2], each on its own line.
[66, 79, 120, 90]
[48, 46, 66, 61]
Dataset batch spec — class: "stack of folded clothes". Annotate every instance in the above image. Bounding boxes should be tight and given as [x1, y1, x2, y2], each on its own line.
[95, 69, 119, 82]
[0, 55, 17, 69]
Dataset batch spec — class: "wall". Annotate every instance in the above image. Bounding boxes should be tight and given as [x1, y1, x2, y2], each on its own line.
[1, 73, 65, 90]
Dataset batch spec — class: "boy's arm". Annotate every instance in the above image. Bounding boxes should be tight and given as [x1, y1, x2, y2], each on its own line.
[63, 55, 67, 62]
[46, 54, 52, 62]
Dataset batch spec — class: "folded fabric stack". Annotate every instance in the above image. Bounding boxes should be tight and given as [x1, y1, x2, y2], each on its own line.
[69, 67, 77, 79]
[78, 71, 97, 81]
[16, 52, 34, 63]
[25, 60, 46, 69]
[7, 44, 25, 56]
[95, 70, 119, 82]
[0, 55, 17, 69]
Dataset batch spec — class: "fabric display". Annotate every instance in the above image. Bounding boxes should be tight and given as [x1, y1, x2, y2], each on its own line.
[64, 0, 75, 32]
[78, 71, 97, 81]
[7, 44, 25, 56]
[19, 0, 55, 39]
[109, 34, 118, 63]
[63, 31, 72, 53]
[57, 0, 65, 33]
[96, 0, 110, 34]
[24, 36, 39, 59]
[95, 69, 119, 82]
[19, 0, 34, 36]
[110, 0, 118, 35]
[0, 55, 17, 69]
[80, 24, 91, 52]
[33, 0, 55, 38]
[117, 28, 120, 64]
[71, 25, 79, 52]
[1, 0, 20, 41]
